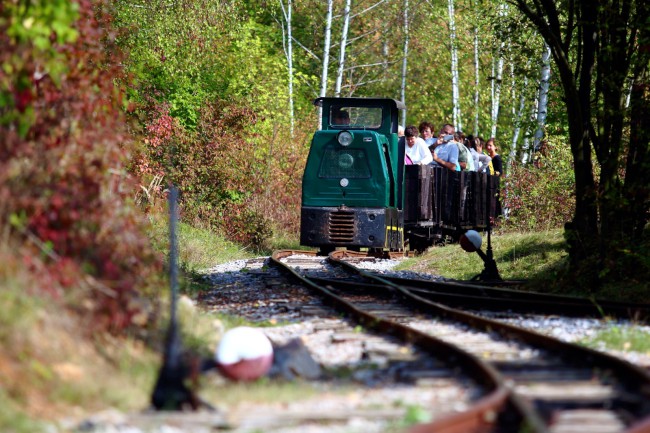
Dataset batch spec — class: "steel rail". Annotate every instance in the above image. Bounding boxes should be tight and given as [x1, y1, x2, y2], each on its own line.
[328, 250, 650, 432]
[307, 275, 650, 320]
[270, 250, 547, 433]
[373, 274, 650, 320]
[340, 250, 650, 319]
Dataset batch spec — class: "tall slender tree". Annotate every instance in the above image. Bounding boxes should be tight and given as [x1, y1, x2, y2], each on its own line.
[490, 4, 507, 137]
[448, 0, 461, 130]
[532, 43, 551, 151]
[335, 0, 352, 96]
[400, 0, 409, 125]
[279, 0, 294, 136]
[473, 18, 480, 136]
[319, 0, 334, 128]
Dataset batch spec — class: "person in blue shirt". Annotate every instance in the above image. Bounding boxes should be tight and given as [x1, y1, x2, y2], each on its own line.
[431, 124, 459, 171]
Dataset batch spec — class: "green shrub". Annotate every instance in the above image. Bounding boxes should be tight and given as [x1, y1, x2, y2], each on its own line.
[500, 139, 575, 231]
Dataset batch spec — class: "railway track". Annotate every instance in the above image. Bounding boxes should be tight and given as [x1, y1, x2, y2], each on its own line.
[270, 249, 650, 433]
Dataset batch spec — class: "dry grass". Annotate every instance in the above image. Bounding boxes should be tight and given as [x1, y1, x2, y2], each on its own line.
[0, 245, 159, 433]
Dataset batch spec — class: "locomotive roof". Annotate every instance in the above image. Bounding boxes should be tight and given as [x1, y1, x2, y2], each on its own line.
[314, 97, 406, 110]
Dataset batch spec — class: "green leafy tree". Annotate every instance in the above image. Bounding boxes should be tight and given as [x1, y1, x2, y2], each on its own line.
[510, 0, 650, 286]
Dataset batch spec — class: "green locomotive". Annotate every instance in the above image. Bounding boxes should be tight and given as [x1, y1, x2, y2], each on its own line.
[300, 97, 499, 254]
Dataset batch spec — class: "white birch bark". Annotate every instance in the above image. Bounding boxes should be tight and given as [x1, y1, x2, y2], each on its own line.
[533, 43, 551, 151]
[279, 0, 294, 137]
[473, 24, 480, 136]
[510, 62, 516, 119]
[522, 100, 537, 164]
[510, 76, 528, 165]
[448, 0, 461, 130]
[319, 0, 333, 129]
[490, 45, 504, 137]
[490, 4, 507, 138]
[335, 0, 352, 97]
[400, 0, 409, 126]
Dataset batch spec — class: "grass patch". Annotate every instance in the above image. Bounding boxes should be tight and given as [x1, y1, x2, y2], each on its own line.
[261, 228, 305, 254]
[0, 256, 161, 431]
[398, 229, 568, 282]
[148, 211, 256, 272]
[581, 326, 650, 354]
[202, 376, 324, 407]
[397, 228, 650, 302]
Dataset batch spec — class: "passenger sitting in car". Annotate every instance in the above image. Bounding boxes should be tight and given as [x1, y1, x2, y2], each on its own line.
[404, 125, 433, 165]
[418, 121, 436, 146]
[431, 123, 459, 171]
[468, 135, 491, 173]
[455, 131, 474, 171]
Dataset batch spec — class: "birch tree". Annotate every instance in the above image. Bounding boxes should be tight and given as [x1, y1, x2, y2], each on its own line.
[532, 43, 551, 151]
[318, 0, 334, 129]
[400, 0, 409, 126]
[448, 0, 461, 130]
[335, 0, 352, 97]
[490, 53, 504, 137]
[473, 21, 480, 136]
[279, 0, 294, 137]
[509, 75, 528, 164]
[490, 4, 507, 138]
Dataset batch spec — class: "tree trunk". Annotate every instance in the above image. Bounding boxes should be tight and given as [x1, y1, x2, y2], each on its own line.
[490, 48, 504, 138]
[473, 23, 480, 136]
[400, 0, 409, 126]
[448, 0, 461, 130]
[319, 0, 334, 129]
[565, 2, 598, 271]
[335, 0, 351, 97]
[509, 75, 527, 166]
[533, 43, 551, 151]
[624, 69, 650, 240]
[279, 0, 294, 137]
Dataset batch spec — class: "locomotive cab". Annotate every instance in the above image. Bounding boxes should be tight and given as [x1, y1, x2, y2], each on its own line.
[300, 97, 406, 253]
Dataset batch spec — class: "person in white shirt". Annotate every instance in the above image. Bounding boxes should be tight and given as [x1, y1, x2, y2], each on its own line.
[404, 125, 433, 165]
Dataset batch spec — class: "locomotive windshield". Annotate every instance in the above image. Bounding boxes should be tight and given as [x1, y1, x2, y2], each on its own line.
[330, 106, 382, 129]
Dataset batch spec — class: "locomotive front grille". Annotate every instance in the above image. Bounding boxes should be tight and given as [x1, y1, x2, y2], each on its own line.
[328, 210, 355, 243]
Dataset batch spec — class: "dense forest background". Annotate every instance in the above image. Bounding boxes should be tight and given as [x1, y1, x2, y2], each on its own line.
[112, 0, 575, 240]
[1, 0, 648, 334]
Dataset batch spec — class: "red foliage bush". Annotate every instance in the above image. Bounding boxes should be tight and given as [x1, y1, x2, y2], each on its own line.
[135, 100, 281, 248]
[0, 0, 160, 333]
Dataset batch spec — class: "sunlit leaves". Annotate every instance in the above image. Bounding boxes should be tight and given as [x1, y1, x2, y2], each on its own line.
[0, 0, 79, 135]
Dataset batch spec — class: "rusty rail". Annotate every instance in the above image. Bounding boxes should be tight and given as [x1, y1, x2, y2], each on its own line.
[327, 249, 650, 432]
[271, 249, 546, 433]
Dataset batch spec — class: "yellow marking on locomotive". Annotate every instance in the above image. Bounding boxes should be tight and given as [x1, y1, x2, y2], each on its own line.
[384, 225, 404, 247]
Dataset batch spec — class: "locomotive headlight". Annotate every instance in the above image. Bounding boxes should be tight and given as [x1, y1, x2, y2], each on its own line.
[340, 178, 349, 187]
[337, 130, 354, 146]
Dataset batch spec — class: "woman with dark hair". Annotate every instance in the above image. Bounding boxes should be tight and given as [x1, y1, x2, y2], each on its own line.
[418, 121, 436, 146]
[486, 138, 503, 177]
